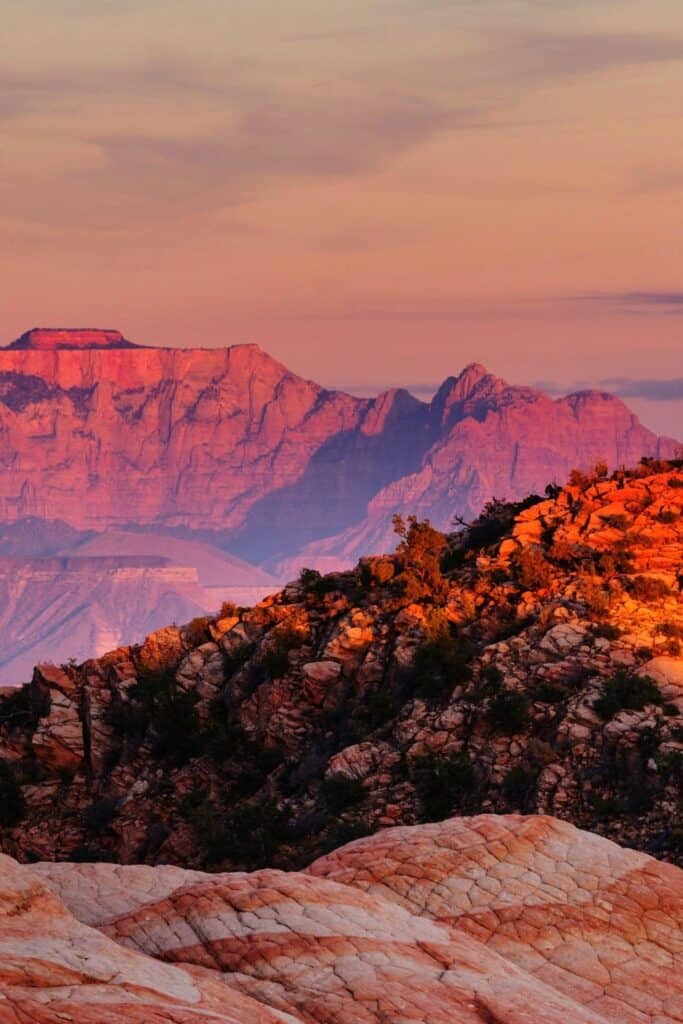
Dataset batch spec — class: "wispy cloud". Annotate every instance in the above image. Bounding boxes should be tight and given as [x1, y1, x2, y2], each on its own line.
[602, 378, 683, 401]
[485, 31, 683, 81]
[0, 54, 474, 223]
[575, 292, 683, 316]
[537, 375, 683, 402]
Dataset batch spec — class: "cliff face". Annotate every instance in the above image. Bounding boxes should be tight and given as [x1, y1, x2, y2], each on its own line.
[1, 814, 680, 1023]
[0, 330, 677, 567]
[0, 465, 681, 872]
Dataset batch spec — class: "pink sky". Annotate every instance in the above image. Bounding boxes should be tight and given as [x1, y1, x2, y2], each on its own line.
[1, 0, 682, 435]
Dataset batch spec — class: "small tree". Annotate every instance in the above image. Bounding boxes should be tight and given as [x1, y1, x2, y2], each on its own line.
[392, 515, 448, 602]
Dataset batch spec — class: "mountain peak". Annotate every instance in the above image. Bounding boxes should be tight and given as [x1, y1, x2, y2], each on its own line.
[430, 362, 499, 417]
[6, 328, 140, 351]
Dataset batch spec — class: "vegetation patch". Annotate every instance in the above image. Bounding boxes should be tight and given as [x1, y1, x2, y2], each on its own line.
[0, 759, 25, 827]
[594, 672, 664, 720]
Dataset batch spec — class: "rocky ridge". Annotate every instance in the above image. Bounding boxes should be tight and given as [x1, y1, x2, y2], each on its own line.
[0, 814, 680, 1023]
[0, 461, 681, 870]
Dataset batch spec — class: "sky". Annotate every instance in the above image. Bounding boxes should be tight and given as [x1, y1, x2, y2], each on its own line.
[1, 0, 682, 436]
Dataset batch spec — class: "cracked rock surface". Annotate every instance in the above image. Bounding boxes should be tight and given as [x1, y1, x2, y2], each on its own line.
[2, 814, 677, 1024]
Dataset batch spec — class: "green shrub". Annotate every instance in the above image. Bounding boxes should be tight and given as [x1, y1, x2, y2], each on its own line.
[392, 515, 448, 603]
[514, 547, 554, 590]
[262, 647, 290, 679]
[600, 513, 629, 530]
[594, 671, 664, 720]
[323, 818, 374, 852]
[126, 669, 202, 765]
[183, 616, 213, 647]
[0, 760, 25, 826]
[593, 623, 621, 640]
[83, 797, 118, 831]
[502, 766, 537, 809]
[485, 690, 530, 734]
[410, 752, 478, 821]
[411, 634, 472, 701]
[223, 642, 255, 677]
[321, 774, 365, 812]
[202, 798, 291, 867]
[629, 576, 672, 601]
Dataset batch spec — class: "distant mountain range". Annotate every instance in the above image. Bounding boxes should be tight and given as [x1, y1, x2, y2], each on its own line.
[0, 326, 678, 682]
[0, 523, 278, 685]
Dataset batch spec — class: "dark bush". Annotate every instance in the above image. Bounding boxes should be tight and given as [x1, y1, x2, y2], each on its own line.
[593, 623, 621, 640]
[594, 672, 664, 720]
[410, 752, 478, 821]
[260, 621, 309, 680]
[600, 513, 629, 530]
[299, 567, 322, 589]
[410, 633, 472, 701]
[323, 818, 374, 852]
[321, 774, 365, 812]
[183, 616, 213, 647]
[83, 797, 118, 831]
[485, 690, 530, 734]
[218, 601, 239, 619]
[452, 496, 544, 556]
[203, 798, 291, 867]
[262, 647, 290, 679]
[502, 766, 537, 809]
[0, 687, 41, 732]
[628, 576, 672, 601]
[0, 759, 25, 827]
[658, 509, 678, 524]
[127, 669, 202, 765]
[223, 642, 256, 677]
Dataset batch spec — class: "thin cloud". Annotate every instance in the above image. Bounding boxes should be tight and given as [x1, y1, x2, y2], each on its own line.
[576, 292, 683, 316]
[536, 375, 683, 402]
[486, 32, 683, 81]
[0, 53, 473, 224]
[602, 378, 683, 401]
[89, 90, 466, 193]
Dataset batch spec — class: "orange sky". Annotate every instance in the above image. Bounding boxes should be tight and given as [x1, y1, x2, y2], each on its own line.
[1, 0, 682, 435]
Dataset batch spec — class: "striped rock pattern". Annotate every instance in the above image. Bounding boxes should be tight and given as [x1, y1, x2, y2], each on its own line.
[25, 815, 683, 1024]
[0, 853, 294, 1024]
[310, 814, 683, 1024]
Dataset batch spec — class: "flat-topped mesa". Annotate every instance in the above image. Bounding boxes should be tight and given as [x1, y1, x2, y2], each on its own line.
[6, 328, 141, 350]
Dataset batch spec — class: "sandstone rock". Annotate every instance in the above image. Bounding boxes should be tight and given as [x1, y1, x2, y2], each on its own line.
[16, 814, 681, 1024]
[0, 852, 293, 1023]
[309, 814, 683, 1024]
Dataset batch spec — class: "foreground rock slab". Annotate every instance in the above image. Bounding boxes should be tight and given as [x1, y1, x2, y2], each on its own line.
[16, 815, 683, 1024]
